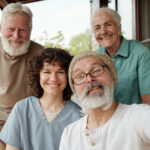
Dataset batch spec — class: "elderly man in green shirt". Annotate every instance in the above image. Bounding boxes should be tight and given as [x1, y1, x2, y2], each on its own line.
[92, 7, 150, 104]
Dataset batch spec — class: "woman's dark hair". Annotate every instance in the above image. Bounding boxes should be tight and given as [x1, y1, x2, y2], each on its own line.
[26, 48, 73, 100]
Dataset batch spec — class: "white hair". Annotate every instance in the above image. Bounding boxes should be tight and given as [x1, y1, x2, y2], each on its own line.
[1, 3, 32, 30]
[76, 81, 114, 115]
[92, 7, 121, 27]
[1, 36, 30, 56]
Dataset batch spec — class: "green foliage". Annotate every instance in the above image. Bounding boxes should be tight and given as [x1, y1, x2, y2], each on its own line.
[69, 28, 91, 55]
[33, 28, 92, 56]
[33, 30, 64, 48]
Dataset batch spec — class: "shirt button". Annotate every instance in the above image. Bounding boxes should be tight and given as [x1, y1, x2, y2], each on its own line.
[91, 141, 96, 146]
[85, 133, 89, 136]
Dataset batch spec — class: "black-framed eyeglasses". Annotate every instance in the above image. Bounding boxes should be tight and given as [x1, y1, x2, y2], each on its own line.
[73, 65, 107, 85]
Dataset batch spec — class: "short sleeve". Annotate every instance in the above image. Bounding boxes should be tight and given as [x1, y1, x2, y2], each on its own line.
[0, 104, 21, 148]
[138, 49, 150, 94]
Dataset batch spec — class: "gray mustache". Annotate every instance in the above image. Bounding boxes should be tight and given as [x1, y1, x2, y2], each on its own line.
[83, 81, 104, 96]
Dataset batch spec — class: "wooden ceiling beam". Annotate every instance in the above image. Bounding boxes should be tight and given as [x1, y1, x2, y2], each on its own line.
[0, 0, 43, 9]
[21, 0, 43, 3]
[0, 0, 8, 9]
[5, 0, 43, 4]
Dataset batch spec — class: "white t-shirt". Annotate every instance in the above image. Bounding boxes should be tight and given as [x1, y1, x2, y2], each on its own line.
[59, 104, 150, 150]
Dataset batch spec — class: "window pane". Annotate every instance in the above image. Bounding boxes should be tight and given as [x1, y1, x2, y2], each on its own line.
[108, 0, 133, 39]
[140, 0, 150, 48]
[117, 0, 132, 39]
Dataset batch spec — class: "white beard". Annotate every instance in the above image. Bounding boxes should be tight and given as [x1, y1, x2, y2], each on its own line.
[1, 36, 30, 56]
[77, 81, 114, 114]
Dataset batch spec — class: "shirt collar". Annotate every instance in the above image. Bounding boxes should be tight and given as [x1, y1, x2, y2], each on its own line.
[99, 36, 129, 58]
[115, 36, 129, 57]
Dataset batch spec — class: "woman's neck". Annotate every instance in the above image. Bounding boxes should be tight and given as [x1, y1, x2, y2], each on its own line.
[39, 93, 65, 113]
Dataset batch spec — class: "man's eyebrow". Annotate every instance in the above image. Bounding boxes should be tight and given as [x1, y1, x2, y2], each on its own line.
[94, 20, 113, 27]
[104, 20, 114, 24]
[72, 62, 104, 75]
[72, 68, 81, 76]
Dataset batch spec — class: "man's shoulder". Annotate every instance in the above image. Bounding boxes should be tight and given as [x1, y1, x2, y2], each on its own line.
[117, 104, 150, 119]
[126, 38, 150, 53]
[64, 101, 82, 120]
[67, 100, 81, 111]
[29, 40, 44, 51]
[14, 96, 38, 112]
[128, 103, 150, 112]
[26, 41, 44, 57]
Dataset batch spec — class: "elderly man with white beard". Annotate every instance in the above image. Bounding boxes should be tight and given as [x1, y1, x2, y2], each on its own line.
[59, 51, 150, 150]
[0, 3, 43, 149]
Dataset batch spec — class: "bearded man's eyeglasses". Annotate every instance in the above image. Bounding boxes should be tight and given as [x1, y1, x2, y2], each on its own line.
[73, 65, 107, 85]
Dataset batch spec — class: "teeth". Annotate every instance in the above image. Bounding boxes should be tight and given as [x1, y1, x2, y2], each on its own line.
[47, 83, 59, 87]
[101, 36, 111, 40]
[91, 86, 99, 90]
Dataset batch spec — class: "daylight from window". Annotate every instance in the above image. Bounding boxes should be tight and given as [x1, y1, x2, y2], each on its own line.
[24, 0, 90, 48]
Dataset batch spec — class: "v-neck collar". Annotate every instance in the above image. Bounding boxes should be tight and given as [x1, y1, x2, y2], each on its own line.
[99, 36, 129, 58]
[34, 97, 71, 125]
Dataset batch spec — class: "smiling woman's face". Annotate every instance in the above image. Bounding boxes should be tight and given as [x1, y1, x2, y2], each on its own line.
[92, 10, 121, 50]
[39, 62, 67, 97]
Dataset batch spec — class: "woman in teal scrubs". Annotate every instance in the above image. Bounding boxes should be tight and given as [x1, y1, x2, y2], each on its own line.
[0, 48, 82, 150]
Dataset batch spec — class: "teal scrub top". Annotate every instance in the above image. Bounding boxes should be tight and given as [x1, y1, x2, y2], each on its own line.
[0, 96, 82, 150]
[96, 37, 150, 104]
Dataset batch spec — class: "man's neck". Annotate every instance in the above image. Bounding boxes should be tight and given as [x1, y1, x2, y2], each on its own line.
[106, 37, 122, 57]
[86, 102, 118, 129]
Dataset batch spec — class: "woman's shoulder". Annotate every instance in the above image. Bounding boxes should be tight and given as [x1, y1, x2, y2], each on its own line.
[64, 100, 82, 119]
[14, 96, 38, 111]
[66, 100, 81, 111]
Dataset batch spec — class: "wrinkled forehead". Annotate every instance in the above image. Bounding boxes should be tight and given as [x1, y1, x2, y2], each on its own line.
[1, 12, 31, 29]
[4, 12, 29, 21]
[72, 57, 104, 75]
[92, 10, 116, 25]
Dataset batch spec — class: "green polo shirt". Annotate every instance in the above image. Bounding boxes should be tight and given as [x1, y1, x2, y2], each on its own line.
[96, 37, 150, 104]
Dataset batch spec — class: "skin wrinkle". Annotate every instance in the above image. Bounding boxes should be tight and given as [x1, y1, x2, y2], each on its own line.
[70, 55, 118, 130]
[73, 57, 114, 113]
[0, 13, 31, 56]
[92, 10, 121, 57]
